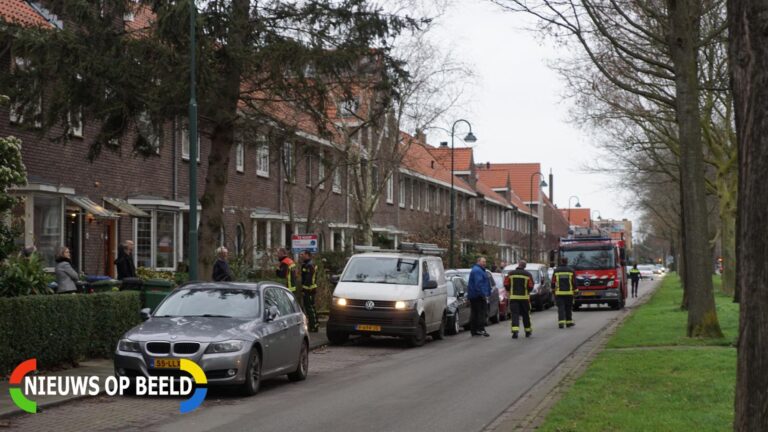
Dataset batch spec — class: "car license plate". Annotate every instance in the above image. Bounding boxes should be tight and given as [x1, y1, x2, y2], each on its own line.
[151, 358, 180, 369]
[355, 324, 381, 332]
[580, 291, 596, 296]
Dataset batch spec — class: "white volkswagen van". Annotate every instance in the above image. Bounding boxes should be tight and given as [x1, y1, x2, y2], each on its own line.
[327, 243, 448, 347]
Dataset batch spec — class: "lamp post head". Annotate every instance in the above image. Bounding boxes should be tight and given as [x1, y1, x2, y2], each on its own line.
[575, 202, 582, 208]
[540, 180, 548, 188]
[463, 131, 477, 143]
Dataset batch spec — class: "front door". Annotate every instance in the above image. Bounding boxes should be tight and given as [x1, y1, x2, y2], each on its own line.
[64, 210, 81, 272]
[103, 219, 116, 277]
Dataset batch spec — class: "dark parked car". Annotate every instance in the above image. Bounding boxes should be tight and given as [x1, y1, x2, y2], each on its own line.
[502, 263, 554, 311]
[115, 282, 309, 396]
[445, 269, 501, 324]
[445, 275, 471, 335]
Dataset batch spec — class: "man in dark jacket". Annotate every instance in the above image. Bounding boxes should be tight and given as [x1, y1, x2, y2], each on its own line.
[552, 257, 577, 329]
[300, 250, 319, 332]
[467, 257, 492, 337]
[212, 246, 234, 282]
[504, 260, 534, 339]
[115, 240, 137, 280]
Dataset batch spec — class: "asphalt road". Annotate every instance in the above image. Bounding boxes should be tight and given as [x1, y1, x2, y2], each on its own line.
[150, 279, 659, 432]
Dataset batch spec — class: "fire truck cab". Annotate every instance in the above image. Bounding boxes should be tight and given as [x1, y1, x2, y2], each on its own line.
[551, 228, 628, 310]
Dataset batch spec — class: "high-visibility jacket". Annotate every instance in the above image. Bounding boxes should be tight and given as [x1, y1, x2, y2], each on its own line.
[629, 268, 641, 281]
[276, 257, 298, 291]
[552, 265, 577, 296]
[504, 269, 534, 300]
[301, 259, 317, 290]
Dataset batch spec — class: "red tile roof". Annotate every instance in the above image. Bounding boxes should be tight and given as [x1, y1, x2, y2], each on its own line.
[560, 207, 592, 227]
[474, 180, 512, 208]
[478, 163, 543, 202]
[400, 134, 475, 194]
[476, 169, 508, 189]
[0, 1, 53, 28]
[427, 146, 474, 172]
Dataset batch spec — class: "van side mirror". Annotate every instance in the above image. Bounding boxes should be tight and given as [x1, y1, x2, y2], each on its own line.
[423, 280, 438, 290]
[330, 274, 340, 286]
[140, 308, 151, 321]
[266, 305, 280, 322]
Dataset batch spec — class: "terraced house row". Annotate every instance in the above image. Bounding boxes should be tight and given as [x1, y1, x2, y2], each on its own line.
[0, 0, 569, 276]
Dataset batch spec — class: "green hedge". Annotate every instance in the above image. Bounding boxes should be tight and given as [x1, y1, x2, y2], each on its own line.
[0, 291, 141, 374]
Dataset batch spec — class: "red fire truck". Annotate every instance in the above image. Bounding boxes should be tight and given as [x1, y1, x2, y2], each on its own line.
[551, 228, 628, 310]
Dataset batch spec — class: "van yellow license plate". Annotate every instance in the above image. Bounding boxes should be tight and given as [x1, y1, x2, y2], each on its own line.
[355, 324, 381, 332]
[151, 358, 180, 368]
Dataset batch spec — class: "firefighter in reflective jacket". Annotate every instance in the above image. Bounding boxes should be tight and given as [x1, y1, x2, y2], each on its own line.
[300, 250, 319, 332]
[552, 257, 577, 329]
[276, 248, 298, 293]
[504, 260, 534, 339]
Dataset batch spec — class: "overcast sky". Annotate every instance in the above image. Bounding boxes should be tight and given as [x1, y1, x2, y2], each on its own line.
[422, 0, 638, 226]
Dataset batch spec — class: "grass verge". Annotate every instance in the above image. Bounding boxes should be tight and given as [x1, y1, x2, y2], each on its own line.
[539, 273, 736, 432]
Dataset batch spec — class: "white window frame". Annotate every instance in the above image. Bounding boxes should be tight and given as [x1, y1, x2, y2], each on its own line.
[399, 178, 406, 208]
[386, 174, 394, 204]
[256, 141, 269, 177]
[68, 109, 83, 138]
[236, 141, 244, 173]
[332, 165, 342, 194]
[282, 142, 294, 183]
[181, 124, 201, 162]
[434, 187, 440, 214]
[305, 152, 313, 187]
[318, 152, 325, 190]
[338, 97, 360, 118]
[409, 178, 414, 210]
[424, 185, 430, 212]
[133, 209, 179, 271]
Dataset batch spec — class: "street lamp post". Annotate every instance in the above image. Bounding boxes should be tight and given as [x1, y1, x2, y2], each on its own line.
[591, 210, 602, 230]
[567, 195, 581, 228]
[188, 1, 199, 281]
[528, 171, 547, 262]
[449, 120, 477, 269]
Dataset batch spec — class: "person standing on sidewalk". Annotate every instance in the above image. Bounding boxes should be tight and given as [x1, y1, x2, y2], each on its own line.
[552, 257, 577, 329]
[212, 246, 234, 281]
[505, 260, 534, 339]
[276, 248, 298, 294]
[467, 256, 492, 337]
[115, 240, 137, 280]
[629, 264, 641, 298]
[299, 250, 319, 332]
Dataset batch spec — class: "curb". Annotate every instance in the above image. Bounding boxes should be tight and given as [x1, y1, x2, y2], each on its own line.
[482, 282, 662, 432]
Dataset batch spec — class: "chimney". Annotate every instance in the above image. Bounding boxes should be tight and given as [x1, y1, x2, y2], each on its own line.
[486, 162, 490, 169]
[415, 130, 427, 143]
[549, 169, 554, 202]
[440, 141, 448, 147]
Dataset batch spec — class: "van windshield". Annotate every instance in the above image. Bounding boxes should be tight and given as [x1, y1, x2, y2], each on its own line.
[341, 257, 420, 285]
[562, 248, 615, 270]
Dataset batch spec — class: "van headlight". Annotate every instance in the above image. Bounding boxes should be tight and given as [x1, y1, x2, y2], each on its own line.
[335, 297, 348, 306]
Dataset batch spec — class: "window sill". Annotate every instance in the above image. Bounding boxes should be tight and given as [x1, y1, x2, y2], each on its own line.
[256, 172, 269, 178]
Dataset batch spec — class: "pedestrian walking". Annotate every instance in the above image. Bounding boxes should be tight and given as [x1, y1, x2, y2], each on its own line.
[212, 246, 234, 282]
[552, 257, 577, 329]
[115, 240, 137, 280]
[467, 256, 492, 337]
[505, 260, 534, 338]
[276, 248, 298, 293]
[629, 264, 641, 298]
[300, 250, 319, 332]
[54, 246, 79, 294]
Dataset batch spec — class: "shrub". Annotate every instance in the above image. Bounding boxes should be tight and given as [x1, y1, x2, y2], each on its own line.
[0, 253, 53, 297]
[0, 291, 141, 374]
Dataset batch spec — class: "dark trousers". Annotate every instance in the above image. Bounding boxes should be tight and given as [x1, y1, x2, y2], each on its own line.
[469, 297, 487, 334]
[510, 300, 532, 333]
[631, 279, 639, 297]
[303, 290, 318, 329]
[556, 295, 574, 326]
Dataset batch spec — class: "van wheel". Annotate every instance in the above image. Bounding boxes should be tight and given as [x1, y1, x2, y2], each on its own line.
[431, 314, 446, 340]
[327, 330, 349, 345]
[241, 349, 261, 396]
[287, 340, 309, 382]
[407, 317, 427, 347]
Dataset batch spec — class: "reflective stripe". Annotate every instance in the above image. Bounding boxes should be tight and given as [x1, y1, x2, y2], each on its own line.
[509, 275, 531, 299]
[554, 271, 575, 295]
[511, 326, 520, 331]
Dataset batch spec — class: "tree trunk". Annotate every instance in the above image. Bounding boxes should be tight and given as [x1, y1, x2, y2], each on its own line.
[720, 202, 736, 296]
[667, 0, 722, 337]
[199, 124, 235, 280]
[730, 0, 768, 427]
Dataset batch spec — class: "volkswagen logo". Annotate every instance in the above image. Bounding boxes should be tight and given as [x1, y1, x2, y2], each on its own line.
[584, 280, 591, 287]
[365, 300, 375, 310]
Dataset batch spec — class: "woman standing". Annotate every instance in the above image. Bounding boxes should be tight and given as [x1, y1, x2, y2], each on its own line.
[55, 247, 79, 294]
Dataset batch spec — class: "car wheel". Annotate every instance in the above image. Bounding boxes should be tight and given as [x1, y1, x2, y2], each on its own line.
[327, 329, 349, 346]
[447, 312, 460, 335]
[287, 340, 309, 382]
[490, 305, 500, 324]
[241, 349, 262, 396]
[407, 317, 427, 347]
[431, 313, 446, 340]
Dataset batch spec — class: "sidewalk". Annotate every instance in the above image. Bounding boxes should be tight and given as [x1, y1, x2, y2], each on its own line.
[0, 323, 329, 419]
